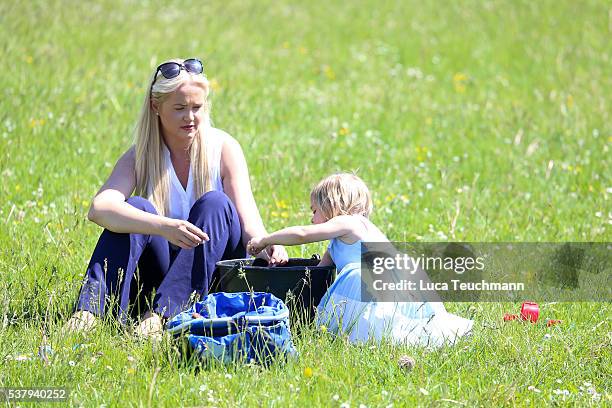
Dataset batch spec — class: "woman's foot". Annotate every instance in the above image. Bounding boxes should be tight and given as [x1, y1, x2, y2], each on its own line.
[64, 310, 98, 333]
[134, 311, 164, 341]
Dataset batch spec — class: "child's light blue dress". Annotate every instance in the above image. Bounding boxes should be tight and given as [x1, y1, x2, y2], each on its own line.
[316, 238, 473, 346]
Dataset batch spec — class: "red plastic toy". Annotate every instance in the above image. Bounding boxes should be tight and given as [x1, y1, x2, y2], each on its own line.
[503, 313, 519, 321]
[520, 302, 539, 322]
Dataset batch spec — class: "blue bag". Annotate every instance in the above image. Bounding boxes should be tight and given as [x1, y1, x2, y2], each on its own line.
[166, 292, 297, 364]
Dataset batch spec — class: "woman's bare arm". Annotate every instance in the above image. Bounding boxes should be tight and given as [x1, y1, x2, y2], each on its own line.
[220, 136, 268, 245]
[87, 147, 207, 248]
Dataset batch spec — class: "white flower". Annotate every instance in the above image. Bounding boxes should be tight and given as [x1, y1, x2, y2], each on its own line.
[199, 385, 207, 392]
[543, 333, 552, 340]
[527, 386, 541, 393]
[340, 403, 350, 408]
[332, 394, 339, 401]
[225, 373, 232, 379]
[68, 360, 76, 366]
[419, 388, 429, 396]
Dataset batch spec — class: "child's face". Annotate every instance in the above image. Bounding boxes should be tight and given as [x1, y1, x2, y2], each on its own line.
[310, 199, 327, 224]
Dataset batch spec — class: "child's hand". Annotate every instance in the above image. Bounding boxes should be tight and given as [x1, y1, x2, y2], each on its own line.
[247, 236, 267, 256]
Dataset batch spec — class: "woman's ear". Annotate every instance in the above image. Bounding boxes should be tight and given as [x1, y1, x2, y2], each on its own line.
[150, 100, 159, 115]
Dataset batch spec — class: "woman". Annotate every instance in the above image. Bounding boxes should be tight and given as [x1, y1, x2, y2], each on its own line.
[66, 58, 288, 336]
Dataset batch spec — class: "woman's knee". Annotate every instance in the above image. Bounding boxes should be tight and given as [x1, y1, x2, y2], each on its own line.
[126, 196, 158, 214]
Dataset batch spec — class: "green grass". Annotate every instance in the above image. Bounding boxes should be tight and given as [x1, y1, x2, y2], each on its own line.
[0, 0, 610, 406]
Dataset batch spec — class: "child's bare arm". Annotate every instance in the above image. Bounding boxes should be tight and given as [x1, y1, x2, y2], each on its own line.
[247, 216, 353, 255]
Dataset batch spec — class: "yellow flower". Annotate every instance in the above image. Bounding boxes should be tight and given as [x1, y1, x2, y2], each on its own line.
[25, 56, 33, 64]
[127, 368, 136, 375]
[303, 367, 313, 378]
[338, 126, 349, 136]
[209, 78, 222, 93]
[275, 200, 288, 209]
[298, 46, 308, 55]
[280, 211, 289, 218]
[15, 184, 21, 192]
[320, 325, 327, 333]
[322, 65, 335, 80]
[271, 211, 279, 217]
[566, 94, 574, 109]
[453, 72, 468, 93]
[282, 41, 290, 49]
[82, 200, 89, 207]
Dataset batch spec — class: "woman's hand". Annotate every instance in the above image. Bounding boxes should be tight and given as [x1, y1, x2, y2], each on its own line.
[161, 219, 209, 249]
[264, 244, 288, 265]
[247, 236, 268, 256]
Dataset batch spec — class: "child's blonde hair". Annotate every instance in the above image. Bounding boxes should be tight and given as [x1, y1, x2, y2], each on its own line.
[310, 173, 373, 220]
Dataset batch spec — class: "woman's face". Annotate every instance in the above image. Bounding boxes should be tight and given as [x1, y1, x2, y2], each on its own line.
[156, 81, 206, 145]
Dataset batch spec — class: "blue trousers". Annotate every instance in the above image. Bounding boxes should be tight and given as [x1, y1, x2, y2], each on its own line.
[75, 191, 245, 321]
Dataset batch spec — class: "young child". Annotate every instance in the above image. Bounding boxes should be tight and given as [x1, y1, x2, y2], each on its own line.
[247, 173, 473, 346]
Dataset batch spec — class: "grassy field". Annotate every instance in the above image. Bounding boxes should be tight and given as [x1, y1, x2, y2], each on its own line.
[0, 0, 610, 406]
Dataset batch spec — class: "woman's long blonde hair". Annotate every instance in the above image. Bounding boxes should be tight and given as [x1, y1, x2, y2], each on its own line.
[133, 58, 212, 216]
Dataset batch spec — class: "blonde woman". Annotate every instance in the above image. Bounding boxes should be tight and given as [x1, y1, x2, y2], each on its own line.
[247, 173, 473, 346]
[66, 58, 287, 336]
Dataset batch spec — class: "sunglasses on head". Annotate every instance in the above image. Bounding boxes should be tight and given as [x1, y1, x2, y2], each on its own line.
[150, 58, 204, 91]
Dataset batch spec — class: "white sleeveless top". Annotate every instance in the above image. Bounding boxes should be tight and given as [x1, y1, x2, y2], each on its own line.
[163, 127, 227, 220]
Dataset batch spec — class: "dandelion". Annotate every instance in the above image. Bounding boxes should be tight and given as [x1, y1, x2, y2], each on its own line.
[322, 65, 336, 80]
[338, 125, 349, 136]
[209, 78, 221, 93]
[303, 367, 313, 378]
[452, 72, 468, 93]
